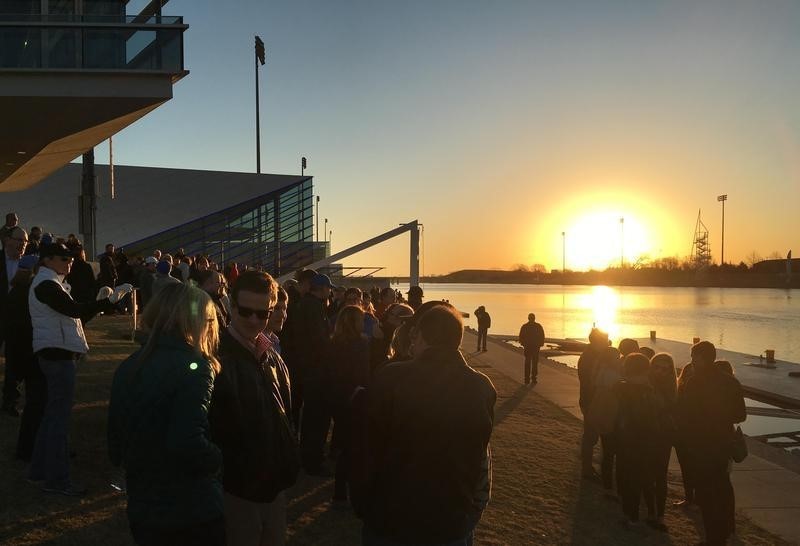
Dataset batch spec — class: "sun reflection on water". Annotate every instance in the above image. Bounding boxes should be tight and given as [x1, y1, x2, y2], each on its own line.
[575, 285, 622, 340]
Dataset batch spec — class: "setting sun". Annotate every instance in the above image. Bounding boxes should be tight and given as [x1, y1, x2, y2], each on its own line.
[563, 211, 652, 271]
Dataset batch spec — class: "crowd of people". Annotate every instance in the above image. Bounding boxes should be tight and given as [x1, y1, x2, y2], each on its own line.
[578, 331, 746, 545]
[0, 212, 497, 546]
[0, 209, 749, 546]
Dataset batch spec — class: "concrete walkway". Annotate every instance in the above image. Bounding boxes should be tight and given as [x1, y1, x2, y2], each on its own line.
[462, 329, 800, 545]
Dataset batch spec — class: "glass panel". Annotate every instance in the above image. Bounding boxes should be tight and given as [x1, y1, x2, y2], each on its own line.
[46, 27, 77, 67]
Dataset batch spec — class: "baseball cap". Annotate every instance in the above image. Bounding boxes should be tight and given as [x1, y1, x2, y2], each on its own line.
[407, 286, 424, 297]
[18, 254, 38, 270]
[311, 273, 335, 289]
[144, 256, 158, 265]
[40, 243, 75, 259]
[156, 261, 171, 275]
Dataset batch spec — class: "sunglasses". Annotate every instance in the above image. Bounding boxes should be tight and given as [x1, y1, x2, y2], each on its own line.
[235, 304, 272, 320]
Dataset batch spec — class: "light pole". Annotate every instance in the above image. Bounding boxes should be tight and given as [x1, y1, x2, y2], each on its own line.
[315, 196, 320, 241]
[717, 194, 727, 265]
[329, 229, 333, 249]
[254, 36, 266, 174]
[301, 156, 307, 176]
[619, 217, 624, 268]
[561, 231, 566, 273]
[324, 218, 328, 242]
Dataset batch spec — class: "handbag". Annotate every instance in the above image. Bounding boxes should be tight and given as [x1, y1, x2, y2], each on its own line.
[731, 426, 748, 463]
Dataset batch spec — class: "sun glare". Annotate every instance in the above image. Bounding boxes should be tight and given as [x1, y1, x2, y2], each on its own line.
[564, 210, 652, 271]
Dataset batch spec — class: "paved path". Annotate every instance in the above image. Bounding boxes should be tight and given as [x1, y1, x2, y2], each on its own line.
[462, 329, 800, 545]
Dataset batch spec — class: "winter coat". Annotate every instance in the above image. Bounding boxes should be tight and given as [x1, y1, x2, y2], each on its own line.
[108, 335, 223, 530]
[365, 345, 496, 544]
[209, 330, 299, 503]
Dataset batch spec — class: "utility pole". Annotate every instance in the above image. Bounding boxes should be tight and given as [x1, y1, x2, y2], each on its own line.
[562, 231, 566, 273]
[620, 217, 624, 268]
[717, 194, 727, 265]
[254, 35, 266, 173]
[315, 196, 320, 241]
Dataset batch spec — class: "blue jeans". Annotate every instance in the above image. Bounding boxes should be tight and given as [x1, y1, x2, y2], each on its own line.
[361, 525, 474, 546]
[29, 357, 77, 488]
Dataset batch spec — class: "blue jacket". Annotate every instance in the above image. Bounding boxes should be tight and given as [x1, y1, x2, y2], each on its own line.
[108, 335, 223, 530]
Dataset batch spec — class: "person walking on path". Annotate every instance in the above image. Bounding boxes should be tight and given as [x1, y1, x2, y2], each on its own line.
[474, 305, 491, 352]
[518, 313, 545, 385]
[675, 340, 746, 546]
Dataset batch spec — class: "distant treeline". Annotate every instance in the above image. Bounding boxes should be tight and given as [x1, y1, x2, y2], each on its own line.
[416, 261, 800, 289]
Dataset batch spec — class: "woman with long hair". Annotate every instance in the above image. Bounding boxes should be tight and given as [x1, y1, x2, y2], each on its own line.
[108, 283, 224, 546]
[328, 304, 370, 505]
[648, 352, 678, 531]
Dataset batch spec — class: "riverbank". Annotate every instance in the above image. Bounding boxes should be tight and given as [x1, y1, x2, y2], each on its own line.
[0, 317, 792, 545]
[405, 268, 800, 289]
[469, 329, 800, 544]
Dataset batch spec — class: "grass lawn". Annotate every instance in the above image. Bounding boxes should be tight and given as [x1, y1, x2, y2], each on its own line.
[0, 316, 789, 545]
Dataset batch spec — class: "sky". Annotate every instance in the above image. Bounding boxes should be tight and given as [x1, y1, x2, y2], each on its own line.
[98, 0, 800, 275]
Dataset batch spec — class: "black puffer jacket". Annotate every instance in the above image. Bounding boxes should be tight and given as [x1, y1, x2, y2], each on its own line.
[108, 335, 223, 530]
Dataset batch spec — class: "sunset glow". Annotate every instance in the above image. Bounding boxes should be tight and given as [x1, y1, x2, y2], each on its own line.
[563, 211, 652, 271]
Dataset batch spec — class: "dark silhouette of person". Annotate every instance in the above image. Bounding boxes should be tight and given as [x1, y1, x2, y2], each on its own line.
[578, 327, 609, 479]
[615, 353, 659, 526]
[676, 341, 746, 545]
[406, 285, 423, 310]
[518, 313, 545, 385]
[474, 306, 490, 351]
[363, 304, 496, 545]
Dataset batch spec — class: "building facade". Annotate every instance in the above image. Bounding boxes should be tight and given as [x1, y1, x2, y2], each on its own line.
[0, 0, 187, 190]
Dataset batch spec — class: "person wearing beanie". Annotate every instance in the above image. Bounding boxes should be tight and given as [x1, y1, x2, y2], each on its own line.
[152, 260, 180, 300]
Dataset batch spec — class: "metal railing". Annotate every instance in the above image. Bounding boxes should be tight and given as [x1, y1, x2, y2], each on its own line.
[0, 14, 186, 72]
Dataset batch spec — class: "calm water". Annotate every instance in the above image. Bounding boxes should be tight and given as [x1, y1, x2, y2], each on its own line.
[392, 283, 800, 364]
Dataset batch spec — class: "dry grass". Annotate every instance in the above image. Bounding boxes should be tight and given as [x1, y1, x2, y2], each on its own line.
[0, 317, 789, 545]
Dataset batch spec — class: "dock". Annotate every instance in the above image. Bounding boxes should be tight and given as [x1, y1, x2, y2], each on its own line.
[464, 329, 800, 544]
[490, 333, 800, 409]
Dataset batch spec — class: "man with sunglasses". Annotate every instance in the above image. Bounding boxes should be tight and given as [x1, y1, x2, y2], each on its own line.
[209, 270, 299, 546]
[1, 226, 28, 415]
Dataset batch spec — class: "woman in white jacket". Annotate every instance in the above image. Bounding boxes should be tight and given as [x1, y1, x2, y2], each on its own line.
[28, 243, 124, 496]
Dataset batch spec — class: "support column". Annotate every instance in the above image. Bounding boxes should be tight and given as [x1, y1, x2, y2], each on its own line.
[409, 220, 420, 286]
[79, 149, 97, 258]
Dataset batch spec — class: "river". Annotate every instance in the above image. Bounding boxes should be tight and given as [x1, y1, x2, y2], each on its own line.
[392, 283, 800, 364]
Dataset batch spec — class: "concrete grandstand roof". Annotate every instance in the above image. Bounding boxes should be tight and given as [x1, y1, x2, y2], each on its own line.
[3, 163, 309, 250]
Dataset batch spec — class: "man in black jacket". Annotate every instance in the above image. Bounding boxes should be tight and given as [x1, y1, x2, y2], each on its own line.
[1, 226, 28, 415]
[364, 304, 496, 545]
[209, 270, 298, 546]
[518, 313, 545, 385]
[279, 268, 316, 429]
[474, 306, 491, 352]
[578, 328, 608, 480]
[676, 341, 746, 546]
[295, 273, 333, 475]
[98, 243, 117, 288]
[65, 247, 97, 304]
